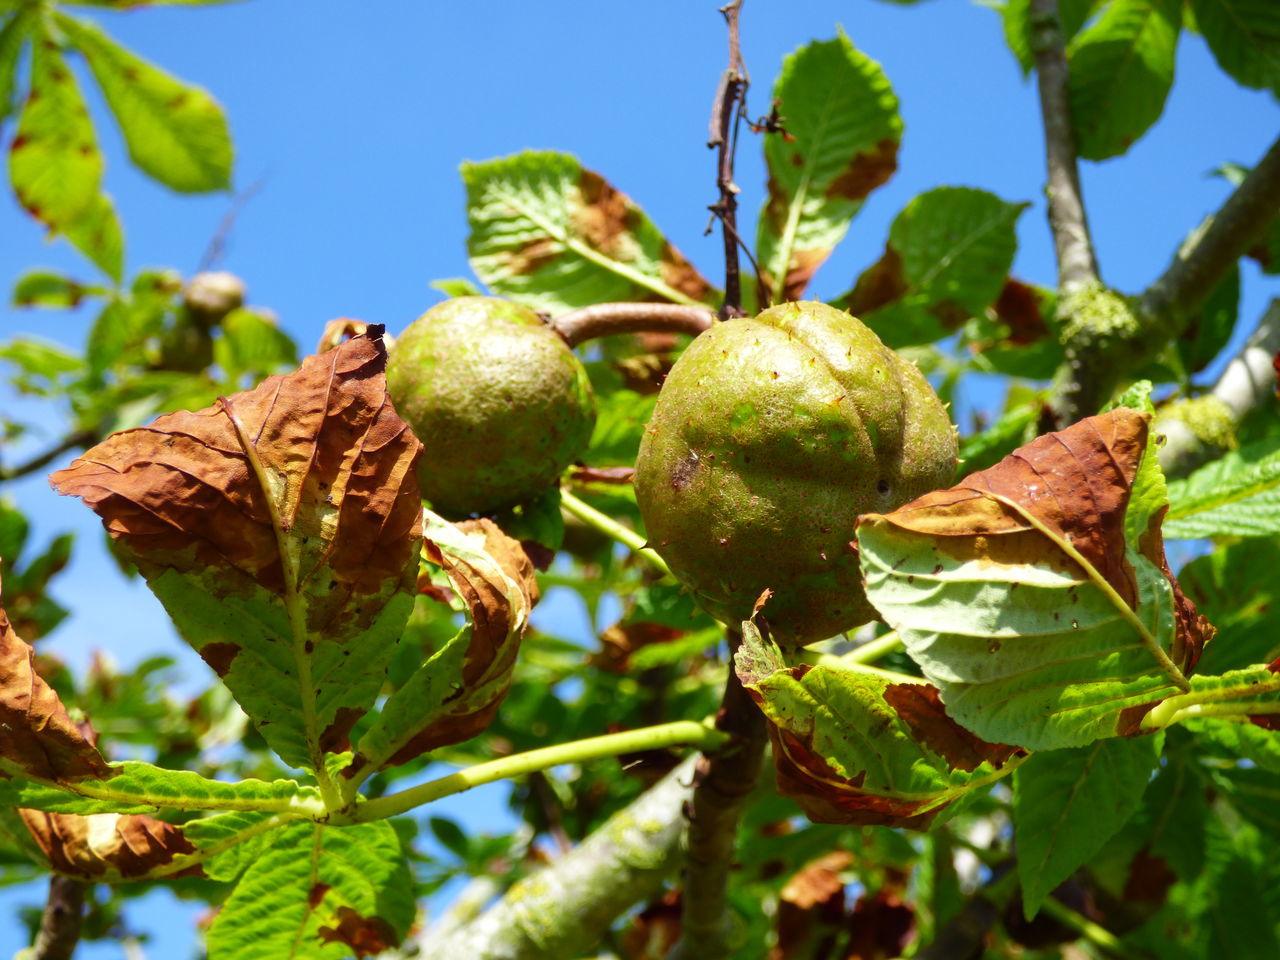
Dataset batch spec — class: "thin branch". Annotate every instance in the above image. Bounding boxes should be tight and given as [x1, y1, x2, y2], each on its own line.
[667, 631, 769, 960]
[559, 489, 673, 576]
[709, 0, 748, 320]
[197, 176, 267, 273]
[428, 756, 699, 960]
[343, 720, 726, 824]
[1049, 132, 1280, 425]
[1030, 0, 1100, 294]
[1158, 298, 1280, 476]
[0, 431, 96, 484]
[25, 875, 86, 960]
[549, 303, 714, 348]
[1143, 136, 1280, 326]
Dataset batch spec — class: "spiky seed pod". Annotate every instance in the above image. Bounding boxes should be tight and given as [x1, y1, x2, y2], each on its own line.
[635, 300, 956, 644]
[387, 297, 596, 517]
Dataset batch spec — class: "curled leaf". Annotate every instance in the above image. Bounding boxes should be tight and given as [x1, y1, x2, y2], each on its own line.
[20, 809, 199, 880]
[350, 512, 538, 773]
[51, 333, 423, 773]
[0, 572, 108, 782]
[859, 409, 1212, 750]
[735, 625, 1021, 830]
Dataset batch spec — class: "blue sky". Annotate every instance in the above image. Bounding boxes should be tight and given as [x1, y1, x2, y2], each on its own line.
[0, 0, 1277, 955]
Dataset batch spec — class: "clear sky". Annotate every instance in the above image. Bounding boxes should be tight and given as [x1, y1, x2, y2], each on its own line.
[0, 1, 1277, 955]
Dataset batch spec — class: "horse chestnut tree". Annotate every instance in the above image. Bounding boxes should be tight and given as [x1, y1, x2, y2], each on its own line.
[3, 3, 1280, 960]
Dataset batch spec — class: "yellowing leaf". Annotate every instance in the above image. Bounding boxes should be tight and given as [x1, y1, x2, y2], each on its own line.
[859, 409, 1213, 750]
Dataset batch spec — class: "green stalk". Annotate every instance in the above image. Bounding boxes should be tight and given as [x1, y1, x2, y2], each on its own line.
[844, 630, 901, 664]
[1039, 895, 1126, 957]
[560, 488, 671, 576]
[339, 720, 727, 824]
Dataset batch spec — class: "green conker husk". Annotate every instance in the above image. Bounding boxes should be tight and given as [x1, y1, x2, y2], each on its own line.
[634, 300, 956, 644]
[387, 296, 596, 517]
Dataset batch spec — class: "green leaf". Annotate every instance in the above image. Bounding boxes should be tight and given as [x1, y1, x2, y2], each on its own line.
[999, 0, 1106, 76]
[1068, 0, 1181, 160]
[11, 270, 99, 308]
[0, 759, 318, 815]
[757, 31, 902, 302]
[1192, 0, 1280, 96]
[965, 279, 1062, 379]
[1179, 537, 1280, 673]
[8, 31, 103, 230]
[52, 336, 423, 774]
[428, 816, 470, 860]
[858, 408, 1201, 750]
[838, 187, 1026, 348]
[1213, 765, 1280, 835]
[57, 13, 232, 192]
[1187, 716, 1280, 772]
[736, 624, 1024, 829]
[1013, 735, 1159, 917]
[1165, 437, 1280, 538]
[463, 150, 715, 312]
[207, 821, 414, 960]
[429, 277, 483, 298]
[583, 388, 657, 466]
[61, 191, 125, 282]
[183, 810, 287, 883]
[0, 497, 29, 567]
[214, 308, 299, 385]
[0, 11, 29, 122]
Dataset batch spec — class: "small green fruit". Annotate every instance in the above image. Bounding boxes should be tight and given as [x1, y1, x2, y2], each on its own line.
[387, 297, 596, 517]
[635, 300, 956, 644]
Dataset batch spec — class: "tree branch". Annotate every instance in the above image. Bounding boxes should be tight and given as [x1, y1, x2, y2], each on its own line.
[666, 633, 768, 960]
[0, 431, 96, 484]
[22, 875, 86, 960]
[1158, 298, 1280, 477]
[1048, 132, 1280, 425]
[427, 757, 698, 960]
[549, 303, 715, 348]
[1030, 0, 1099, 294]
[709, 0, 748, 320]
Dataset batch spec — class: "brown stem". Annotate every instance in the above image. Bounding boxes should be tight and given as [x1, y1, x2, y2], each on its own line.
[549, 303, 715, 347]
[0, 431, 96, 483]
[1030, 0, 1099, 293]
[28, 875, 87, 960]
[667, 631, 768, 960]
[709, 0, 748, 320]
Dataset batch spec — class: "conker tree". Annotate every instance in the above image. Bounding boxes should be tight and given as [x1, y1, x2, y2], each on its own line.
[2, 1, 1280, 959]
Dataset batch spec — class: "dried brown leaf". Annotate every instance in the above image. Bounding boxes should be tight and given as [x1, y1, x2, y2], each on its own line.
[0, 573, 108, 782]
[20, 809, 199, 880]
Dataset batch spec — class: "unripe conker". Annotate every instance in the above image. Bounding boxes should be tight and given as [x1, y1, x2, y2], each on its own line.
[634, 301, 956, 644]
[387, 297, 596, 517]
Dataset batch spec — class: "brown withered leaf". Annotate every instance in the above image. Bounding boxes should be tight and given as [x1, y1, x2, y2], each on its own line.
[51, 332, 423, 772]
[736, 625, 1022, 830]
[21, 809, 199, 880]
[843, 891, 916, 960]
[621, 890, 683, 960]
[591, 621, 684, 674]
[317, 905, 399, 958]
[770, 852, 852, 960]
[0, 573, 109, 782]
[316, 317, 371, 353]
[859, 408, 1213, 751]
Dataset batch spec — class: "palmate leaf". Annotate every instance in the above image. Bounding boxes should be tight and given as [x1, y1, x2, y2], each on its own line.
[61, 191, 125, 281]
[1012, 735, 1160, 918]
[349, 512, 537, 777]
[1164, 437, 1280, 539]
[8, 27, 103, 230]
[756, 31, 902, 303]
[208, 820, 414, 960]
[858, 409, 1213, 750]
[57, 13, 232, 192]
[464, 150, 715, 312]
[1180, 537, 1280, 673]
[736, 624, 1024, 830]
[52, 333, 423, 774]
[837, 187, 1026, 348]
[1192, 0, 1280, 97]
[1067, 0, 1181, 160]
